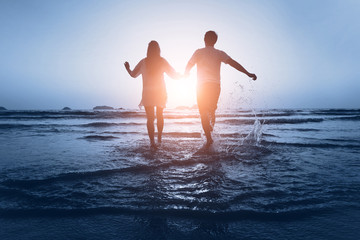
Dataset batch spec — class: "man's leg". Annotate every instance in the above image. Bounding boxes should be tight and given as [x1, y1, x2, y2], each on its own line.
[156, 107, 164, 144]
[197, 84, 213, 146]
[199, 110, 213, 145]
[145, 106, 156, 147]
[209, 111, 215, 132]
[197, 83, 221, 146]
[209, 84, 220, 132]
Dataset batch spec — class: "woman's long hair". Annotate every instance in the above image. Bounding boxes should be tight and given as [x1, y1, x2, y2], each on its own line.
[147, 40, 161, 59]
[145, 41, 162, 77]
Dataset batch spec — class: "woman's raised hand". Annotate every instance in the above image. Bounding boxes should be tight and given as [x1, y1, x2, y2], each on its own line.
[124, 62, 130, 70]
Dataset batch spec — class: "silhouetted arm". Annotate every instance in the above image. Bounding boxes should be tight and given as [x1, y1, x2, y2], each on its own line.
[184, 61, 195, 77]
[124, 61, 141, 78]
[184, 51, 197, 77]
[164, 59, 181, 80]
[226, 58, 257, 81]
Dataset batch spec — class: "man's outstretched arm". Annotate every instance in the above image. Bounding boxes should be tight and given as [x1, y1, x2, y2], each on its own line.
[184, 61, 195, 77]
[184, 51, 197, 77]
[226, 58, 257, 80]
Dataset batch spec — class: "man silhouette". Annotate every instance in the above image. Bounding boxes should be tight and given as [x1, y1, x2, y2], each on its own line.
[185, 30, 257, 147]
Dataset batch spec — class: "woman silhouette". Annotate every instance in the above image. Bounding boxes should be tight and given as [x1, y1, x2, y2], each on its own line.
[124, 41, 180, 149]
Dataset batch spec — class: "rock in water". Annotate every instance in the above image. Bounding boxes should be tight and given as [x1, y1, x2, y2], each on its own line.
[93, 106, 114, 110]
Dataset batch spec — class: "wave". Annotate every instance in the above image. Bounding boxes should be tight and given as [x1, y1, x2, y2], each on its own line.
[0, 148, 274, 190]
[0, 123, 73, 130]
[0, 110, 146, 120]
[323, 138, 360, 143]
[80, 135, 119, 141]
[0, 121, 144, 130]
[0, 111, 301, 121]
[103, 131, 141, 135]
[0, 205, 334, 221]
[262, 118, 324, 124]
[0, 123, 34, 129]
[165, 112, 302, 119]
[331, 116, 360, 121]
[79, 122, 143, 127]
[310, 109, 360, 116]
[75, 131, 272, 139]
[0, 155, 241, 189]
[0, 166, 154, 188]
[281, 128, 321, 132]
[261, 140, 360, 149]
[218, 118, 324, 125]
[164, 132, 202, 138]
[1, 109, 359, 125]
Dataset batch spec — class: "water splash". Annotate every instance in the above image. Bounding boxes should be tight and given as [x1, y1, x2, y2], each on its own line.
[241, 118, 263, 146]
[217, 79, 266, 154]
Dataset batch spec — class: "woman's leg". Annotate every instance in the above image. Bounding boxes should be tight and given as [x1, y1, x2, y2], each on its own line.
[145, 107, 156, 147]
[156, 107, 164, 144]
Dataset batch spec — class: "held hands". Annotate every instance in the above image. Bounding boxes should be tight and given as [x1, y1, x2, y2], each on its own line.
[183, 71, 190, 79]
[174, 72, 188, 80]
[174, 72, 183, 80]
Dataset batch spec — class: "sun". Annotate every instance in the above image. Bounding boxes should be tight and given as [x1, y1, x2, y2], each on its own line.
[165, 73, 197, 109]
[158, 37, 199, 109]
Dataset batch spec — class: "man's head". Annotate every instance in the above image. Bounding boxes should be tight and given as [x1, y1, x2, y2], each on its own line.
[204, 31, 218, 46]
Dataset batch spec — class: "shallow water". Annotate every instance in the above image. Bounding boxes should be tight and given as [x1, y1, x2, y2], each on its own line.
[0, 108, 359, 239]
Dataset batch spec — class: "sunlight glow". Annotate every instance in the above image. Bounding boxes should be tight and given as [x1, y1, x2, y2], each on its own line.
[166, 73, 197, 108]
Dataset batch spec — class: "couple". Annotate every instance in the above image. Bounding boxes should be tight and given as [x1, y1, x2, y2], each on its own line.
[124, 31, 257, 149]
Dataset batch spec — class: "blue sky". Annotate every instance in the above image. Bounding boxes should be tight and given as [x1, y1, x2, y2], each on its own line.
[0, 0, 359, 109]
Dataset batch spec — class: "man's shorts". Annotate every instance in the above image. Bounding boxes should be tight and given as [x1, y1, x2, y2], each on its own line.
[197, 82, 221, 114]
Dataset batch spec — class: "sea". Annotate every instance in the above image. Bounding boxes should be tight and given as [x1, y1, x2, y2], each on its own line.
[0, 108, 359, 239]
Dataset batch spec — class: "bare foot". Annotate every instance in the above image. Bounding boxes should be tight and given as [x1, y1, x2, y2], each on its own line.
[150, 143, 157, 150]
[205, 138, 214, 148]
[157, 134, 162, 145]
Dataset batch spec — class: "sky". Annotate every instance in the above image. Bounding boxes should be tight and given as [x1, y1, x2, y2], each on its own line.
[0, 0, 359, 110]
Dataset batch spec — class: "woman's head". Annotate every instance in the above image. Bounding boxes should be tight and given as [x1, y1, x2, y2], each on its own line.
[147, 40, 161, 59]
